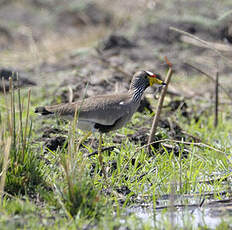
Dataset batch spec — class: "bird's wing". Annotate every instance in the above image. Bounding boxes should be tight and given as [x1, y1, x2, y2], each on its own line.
[39, 93, 132, 126]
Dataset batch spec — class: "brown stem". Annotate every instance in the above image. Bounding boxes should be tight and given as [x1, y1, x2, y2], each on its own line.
[169, 26, 232, 65]
[147, 65, 173, 153]
[185, 62, 232, 102]
[22, 89, 31, 162]
[142, 138, 226, 155]
[0, 137, 11, 204]
[214, 72, 219, 127]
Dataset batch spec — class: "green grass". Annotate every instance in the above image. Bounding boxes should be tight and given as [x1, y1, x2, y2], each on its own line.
[0, 79, 232, 229]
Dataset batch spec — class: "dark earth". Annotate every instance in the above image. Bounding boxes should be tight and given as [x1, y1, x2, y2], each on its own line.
[1, 0, 232, 227]
[1, 0, 232, 159]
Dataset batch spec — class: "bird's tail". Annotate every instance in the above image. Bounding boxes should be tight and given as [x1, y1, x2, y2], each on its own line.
[35, 106, 54, 115]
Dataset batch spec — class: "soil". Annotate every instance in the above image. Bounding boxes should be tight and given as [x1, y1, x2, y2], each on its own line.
[0, 68, 36, 91]
[1, 2, 232, 226]
[1, 0, 232, 165]
[44, 136, 67, 152]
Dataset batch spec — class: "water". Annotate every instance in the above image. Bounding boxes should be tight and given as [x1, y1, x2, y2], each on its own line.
[126, 202, 232, 229]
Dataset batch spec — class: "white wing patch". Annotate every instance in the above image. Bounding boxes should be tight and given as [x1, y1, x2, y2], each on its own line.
[119, 101, 125, 105]
[145, 70, 154, 76]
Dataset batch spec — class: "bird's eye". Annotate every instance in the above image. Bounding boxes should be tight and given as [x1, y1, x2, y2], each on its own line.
[144, 70, 154, 78]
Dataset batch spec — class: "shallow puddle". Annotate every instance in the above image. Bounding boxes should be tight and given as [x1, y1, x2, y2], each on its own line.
[127, 201, 232, 228]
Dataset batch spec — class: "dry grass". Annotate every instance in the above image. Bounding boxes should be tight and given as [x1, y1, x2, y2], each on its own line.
[0, 26, 109, 70]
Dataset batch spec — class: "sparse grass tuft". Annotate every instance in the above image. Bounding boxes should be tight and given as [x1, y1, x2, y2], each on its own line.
[53, 120, 107, 220]
[0, 79, 47, 196]
[1, 75, 232, 229]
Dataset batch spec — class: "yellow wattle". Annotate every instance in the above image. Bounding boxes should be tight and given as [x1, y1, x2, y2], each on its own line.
[149, 77, 164, 86]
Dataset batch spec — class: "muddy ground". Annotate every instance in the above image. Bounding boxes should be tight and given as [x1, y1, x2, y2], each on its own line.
[0, 0, 231, 173]
[1, 0, 231, 148]
[1, 0, 232, 223]
[1, 0, 232, 165]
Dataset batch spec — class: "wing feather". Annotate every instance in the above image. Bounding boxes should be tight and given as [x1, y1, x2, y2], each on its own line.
[43, 93, 131, 125]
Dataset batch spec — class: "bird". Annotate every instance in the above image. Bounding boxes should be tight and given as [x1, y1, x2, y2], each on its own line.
[35, 70, 166, 178]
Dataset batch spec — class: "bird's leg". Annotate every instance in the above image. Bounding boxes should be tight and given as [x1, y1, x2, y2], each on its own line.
[76, 131, 92, 152]
[98, 133, 106, 179]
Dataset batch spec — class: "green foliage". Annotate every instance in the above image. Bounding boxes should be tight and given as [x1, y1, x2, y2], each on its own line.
[54, 170, 106, 219]
[1, 78, 232, 229]
[5, 147, 46, 195]
[0, 82, 47, 196]
[53, 128, 107, 220]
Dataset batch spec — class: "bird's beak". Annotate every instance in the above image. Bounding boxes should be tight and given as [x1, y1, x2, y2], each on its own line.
[149, 75, 166, 86]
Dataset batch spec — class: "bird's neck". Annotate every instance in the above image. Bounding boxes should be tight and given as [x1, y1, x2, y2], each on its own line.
[129, 85, 146, 103]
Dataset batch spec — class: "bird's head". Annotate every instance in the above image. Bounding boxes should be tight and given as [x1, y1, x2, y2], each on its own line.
[144, 70, 166, 87]
[131, 70, 166, 91]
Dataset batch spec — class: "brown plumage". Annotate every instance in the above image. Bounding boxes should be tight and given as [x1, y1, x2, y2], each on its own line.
[35, 70, 165, 133]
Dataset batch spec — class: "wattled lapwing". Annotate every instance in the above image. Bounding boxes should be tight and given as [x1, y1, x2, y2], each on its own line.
[35, 70, 166, 178]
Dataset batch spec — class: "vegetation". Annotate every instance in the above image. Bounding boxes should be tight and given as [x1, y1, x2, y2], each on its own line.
[1, 0, 232, 229]
[0, 74, 232, 229]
